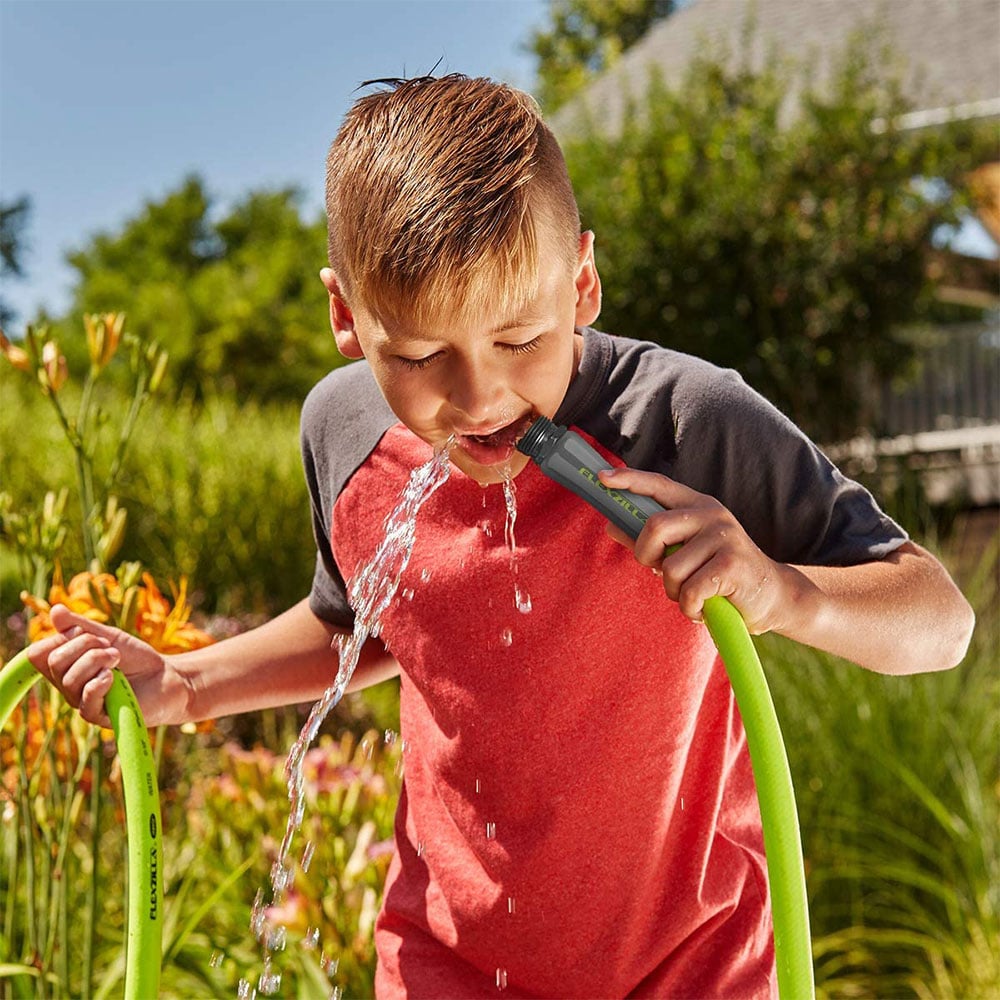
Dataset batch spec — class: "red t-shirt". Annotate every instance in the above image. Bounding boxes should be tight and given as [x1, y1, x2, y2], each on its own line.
[331, 424, 775, 998]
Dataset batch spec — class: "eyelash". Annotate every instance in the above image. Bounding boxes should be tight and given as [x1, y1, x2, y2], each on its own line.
[396, 336, 543, 370]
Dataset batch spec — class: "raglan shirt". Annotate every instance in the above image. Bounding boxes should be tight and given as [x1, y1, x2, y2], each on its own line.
[301, 328, 907, 999]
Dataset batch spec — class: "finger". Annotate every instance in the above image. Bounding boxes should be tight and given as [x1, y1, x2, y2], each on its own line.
[26, 631, 71, 678]
[78, 669, 115, 728]
[60, 647, 121, 707]
[47, 633, 113, 681]
[655, 529, 723, 601]
[676, 553, 736, 622]
[633, 509, 707, 566]
[598, 467, 717, 511]
[604, 521, 636, 550]
[50, 604, 122, 644]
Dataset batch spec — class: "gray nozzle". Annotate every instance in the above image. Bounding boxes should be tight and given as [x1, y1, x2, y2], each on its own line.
[516, 415, 564, 461]
[515, 415, 666, 540]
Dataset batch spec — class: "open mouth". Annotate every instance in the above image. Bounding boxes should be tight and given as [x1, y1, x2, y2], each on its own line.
[456, 414, 536, 465]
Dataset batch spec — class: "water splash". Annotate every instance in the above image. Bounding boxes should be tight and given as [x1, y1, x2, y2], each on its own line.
[301, 841, 316, 873]
[252, 440, 453, 990]
[502, 471, 532, 615]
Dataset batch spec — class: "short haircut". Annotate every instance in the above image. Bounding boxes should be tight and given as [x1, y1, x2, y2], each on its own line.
[325, 74, 581, 329]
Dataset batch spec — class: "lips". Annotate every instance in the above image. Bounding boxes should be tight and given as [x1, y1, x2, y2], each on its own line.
[455, 414, 536, 466]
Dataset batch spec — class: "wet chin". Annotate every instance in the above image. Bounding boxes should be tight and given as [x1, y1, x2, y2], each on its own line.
[450, 447, 531, 485]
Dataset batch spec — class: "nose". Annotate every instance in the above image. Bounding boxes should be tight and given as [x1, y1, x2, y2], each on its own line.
[447, 356, 505, 423]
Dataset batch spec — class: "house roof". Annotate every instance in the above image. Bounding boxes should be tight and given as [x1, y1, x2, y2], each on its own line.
[552, 0, 1000, 136]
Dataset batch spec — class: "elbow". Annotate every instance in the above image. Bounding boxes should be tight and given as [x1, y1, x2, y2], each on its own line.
[916, 591, 976, 674]
[941, 595, 976, 671]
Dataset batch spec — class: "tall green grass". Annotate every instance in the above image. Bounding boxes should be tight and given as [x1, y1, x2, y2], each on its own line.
[1, 371, 315, 616]
[762, 542, 999, 997]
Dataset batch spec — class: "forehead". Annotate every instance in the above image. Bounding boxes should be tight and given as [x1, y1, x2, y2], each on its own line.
[361, 243, 573, 347]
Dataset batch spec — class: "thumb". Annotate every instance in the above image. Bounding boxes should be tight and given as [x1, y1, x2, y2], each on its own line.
[49, 604, 125, 645]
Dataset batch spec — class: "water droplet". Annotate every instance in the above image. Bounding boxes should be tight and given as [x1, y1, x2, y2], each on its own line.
[402, 587, 415, 601]
[384, 728, 397, 745]
[209, 950, 224, 968]
[416, 840, 425, 858]
[237, 979, 253, 999]
[265, 925, 287, 952]
[270, 860, 293, 895]
[421, 568, 432, 583]
[514, 586, 532, 614]
[361, 737, 374, 760]
[500, 627, 513, 647]
[330, 987, 344, 1000]
[301, 841, 315, 873]
[258, 967, 282, 995]
[303, 926, 320, 951]
[507, 896, 516, 915]
[680, 797, 685, 812]
[475, 778, 481, 794]
[481, 520, 493, 538]
[485, 821, 496, 839]
[400, 738, 410, 753]
[496, 967, 508, 990]
[320, 953, 340, 977]
[250, 890, 266, 938]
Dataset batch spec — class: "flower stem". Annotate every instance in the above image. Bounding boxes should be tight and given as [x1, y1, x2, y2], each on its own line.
[81, 743, 101, 1000]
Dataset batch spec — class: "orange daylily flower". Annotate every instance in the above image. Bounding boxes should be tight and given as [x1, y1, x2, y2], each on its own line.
[22, 567, 214, 654]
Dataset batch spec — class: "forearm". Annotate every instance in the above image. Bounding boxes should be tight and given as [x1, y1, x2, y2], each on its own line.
[772, 542, 975, 674]
[171, 598, 399, 722]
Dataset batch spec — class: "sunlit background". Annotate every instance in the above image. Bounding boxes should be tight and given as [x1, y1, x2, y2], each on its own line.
[1, 2, 997, 997]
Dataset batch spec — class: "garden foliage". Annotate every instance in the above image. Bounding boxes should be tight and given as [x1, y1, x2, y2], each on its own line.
[54, 178, 339, 404]
[561, 32, 996, 441]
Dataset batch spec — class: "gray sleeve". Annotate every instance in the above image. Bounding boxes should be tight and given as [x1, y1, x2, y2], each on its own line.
[300, 361, 396, 628]
[569, 333, 907, 566]
[665, 362, 908, 565]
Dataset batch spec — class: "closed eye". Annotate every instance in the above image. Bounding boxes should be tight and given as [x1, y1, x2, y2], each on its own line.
[500, 336, 543, 356]
[396, 352, 442, 370]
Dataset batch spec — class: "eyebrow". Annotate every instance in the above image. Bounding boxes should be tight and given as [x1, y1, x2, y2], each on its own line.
[489, 312, 544, 335]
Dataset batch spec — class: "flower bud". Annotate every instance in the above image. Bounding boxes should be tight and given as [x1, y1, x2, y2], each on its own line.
[40, 341, 69, 393]
[84, 312, 125, 370]
[0, 330, 32, 372]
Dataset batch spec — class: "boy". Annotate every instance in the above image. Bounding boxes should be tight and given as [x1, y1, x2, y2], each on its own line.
[29, 75, 973, 998]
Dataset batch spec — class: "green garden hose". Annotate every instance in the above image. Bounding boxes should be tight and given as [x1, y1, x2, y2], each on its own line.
[0, 649, 162, 1000]
[700, 595, 813, 999]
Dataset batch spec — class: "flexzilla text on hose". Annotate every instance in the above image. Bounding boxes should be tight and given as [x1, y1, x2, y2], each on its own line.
[0, 649, 162, 1000]
[517, 416, 814, 1000]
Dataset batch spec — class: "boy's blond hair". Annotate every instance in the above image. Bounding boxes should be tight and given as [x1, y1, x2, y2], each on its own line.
[325, 74, 580, 329]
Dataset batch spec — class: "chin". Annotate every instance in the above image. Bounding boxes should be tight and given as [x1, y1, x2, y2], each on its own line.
[450, 449, 531, 486]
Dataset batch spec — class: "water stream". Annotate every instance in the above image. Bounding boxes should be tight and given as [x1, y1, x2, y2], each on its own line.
[241, 441, 453, 998]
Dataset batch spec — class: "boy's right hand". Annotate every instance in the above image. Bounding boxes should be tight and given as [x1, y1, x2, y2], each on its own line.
[26, 604, 188, 728]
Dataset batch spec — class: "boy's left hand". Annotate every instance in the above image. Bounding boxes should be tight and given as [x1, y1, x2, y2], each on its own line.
[598, 467, 787, 634]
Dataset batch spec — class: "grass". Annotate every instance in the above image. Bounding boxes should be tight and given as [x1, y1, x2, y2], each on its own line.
[762, 539, 999, 997]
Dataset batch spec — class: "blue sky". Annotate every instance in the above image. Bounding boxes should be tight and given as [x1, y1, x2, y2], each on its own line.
[0, 0, 548, 327]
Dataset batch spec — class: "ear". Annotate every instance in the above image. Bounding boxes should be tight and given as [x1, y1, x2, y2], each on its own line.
[320, 268, 364, 359]
[573, 231, 602, 328]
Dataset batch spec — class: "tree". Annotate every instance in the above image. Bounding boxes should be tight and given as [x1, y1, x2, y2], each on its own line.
[526, 0, 676, 111]
[61, 176, 339, 402]
[562, 36, 995, 441]
[0, 195, 31, 328]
